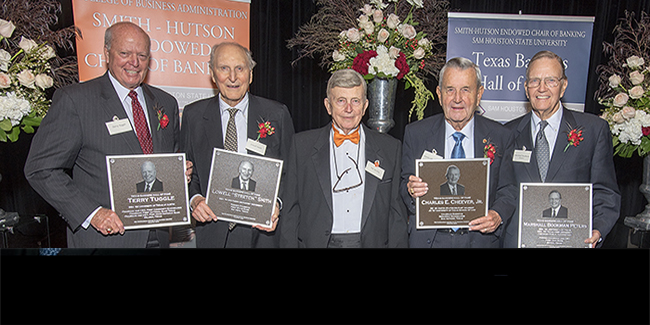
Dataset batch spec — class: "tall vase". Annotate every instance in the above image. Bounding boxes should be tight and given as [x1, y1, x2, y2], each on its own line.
[625, 154, 650, 231]
[366, 77, 398, 133]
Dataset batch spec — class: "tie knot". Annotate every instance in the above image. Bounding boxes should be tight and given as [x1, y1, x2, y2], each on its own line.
[333, 126, 360, 147]
[539, 120, 548, 130]
[227, 108, 238, 117]
[128, 90, 138, 100]
[452, 132, 465, 142]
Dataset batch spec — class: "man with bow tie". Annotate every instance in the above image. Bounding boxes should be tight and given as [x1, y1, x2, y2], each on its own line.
[279, 69, 408, 248]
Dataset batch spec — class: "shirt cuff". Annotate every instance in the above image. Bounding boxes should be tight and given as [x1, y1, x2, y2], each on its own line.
[81, 206, 102, 229]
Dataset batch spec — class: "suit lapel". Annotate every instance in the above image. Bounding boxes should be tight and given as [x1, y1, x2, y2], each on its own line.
[427, 116, 447, 157]
[247, 95, 262, 148]
[312, 125, 333, 214]
[473, 114, 489, 158]
[98, 74, 141, 154]
[514, 113, 540, 182]
[546, 108, 576, 182]
[142, 84, 165, 152]
[201, 97, 224, 151]
[361, 125, 381, 231]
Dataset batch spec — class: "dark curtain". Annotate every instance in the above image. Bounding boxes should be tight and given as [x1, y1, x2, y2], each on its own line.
[1, 0, 649, 248]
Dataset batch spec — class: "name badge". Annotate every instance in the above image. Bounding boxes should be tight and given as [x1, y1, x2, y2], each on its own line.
[365, 160, 385, 180]
[420, 149, 443, 160]
[105, 116, 132, 135]
[246, 138, 267, 155]
[513, 146, 532, 163]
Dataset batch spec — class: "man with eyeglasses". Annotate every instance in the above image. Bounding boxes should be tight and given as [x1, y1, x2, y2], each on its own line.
[502, 50, 620, 248]
[279, 69, 408, 248]
[401, 57, 516, 248]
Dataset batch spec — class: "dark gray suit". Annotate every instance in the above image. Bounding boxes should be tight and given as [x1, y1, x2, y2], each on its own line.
[181, 94, 294, 248]
[279, 123, 408, 248]
[400, 113, 516, 248]
[502, 108, 621, 247]
[24, 73, 180, 248]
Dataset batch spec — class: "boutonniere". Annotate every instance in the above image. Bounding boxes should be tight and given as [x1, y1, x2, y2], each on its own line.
[483, 138, 496, 165]
[564, 125, 584, 152]
[256, 120, 275, 141]
[154, 103, 169, 131]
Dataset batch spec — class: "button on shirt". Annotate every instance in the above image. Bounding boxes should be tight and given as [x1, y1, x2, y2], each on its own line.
[219, 93, 249, 154]
[530, 105, 563, 161]
[330, 125, 365, 234]
[444, 119, 475, 159]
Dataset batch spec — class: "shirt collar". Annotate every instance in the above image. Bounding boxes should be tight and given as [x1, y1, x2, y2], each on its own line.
[531, 104, 564, 132]
[444, 116, 475, 140]
[108, 72, 143, 103]
[219, 93, 249, 114]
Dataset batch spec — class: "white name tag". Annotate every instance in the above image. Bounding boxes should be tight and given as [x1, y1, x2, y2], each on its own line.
[105, 117, 132, 135]
[365, 160, 385, 180]
[420, 149, 443, 160]
[246, 138, 267, 155]
[513, 149, 532, 163]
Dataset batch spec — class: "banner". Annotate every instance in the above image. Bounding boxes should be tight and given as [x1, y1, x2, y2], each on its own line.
[72, 0, 250, 109]
[447, 13, 594, 122]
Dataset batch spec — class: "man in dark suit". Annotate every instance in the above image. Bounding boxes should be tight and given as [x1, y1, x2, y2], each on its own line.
[541, 190, 568, 218]
[279, 69, 408, 248]
[181, 42, 294, 248]
[439, 165, 465, 196]
[401, 57, 516, 248]
[231, 160, 256, 191]
[24, 22, 179, 248]
[502, 50, 620, 248]
[136, 160, 164, 192]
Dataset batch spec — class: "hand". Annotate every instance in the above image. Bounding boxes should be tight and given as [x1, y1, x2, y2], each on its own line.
[468, 210, 502, 234]
[584, 230, 602, 248]
[90, 208, 125, 235]
[253, 201, 280, 232]
[185, 160, 193, 184]
[407, 175, 428, 198]
[191, 196, 217, 223]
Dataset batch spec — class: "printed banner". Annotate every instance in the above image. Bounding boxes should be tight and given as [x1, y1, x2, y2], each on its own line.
[72, 0, 250, 109]
[447, 13, 594, 122]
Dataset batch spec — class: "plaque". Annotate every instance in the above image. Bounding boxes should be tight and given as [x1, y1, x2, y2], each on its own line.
[416, 158, 490, 229]
[518, 183, 593, 248]
[205, 148, 283, 228]
[106, 153, 191, 230]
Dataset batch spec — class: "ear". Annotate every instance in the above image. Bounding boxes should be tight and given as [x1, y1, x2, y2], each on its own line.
[436, 86, 442, 105]
[559, 78, 568, 98]
[104, 46, 110, 64]
[249, 69, 253, 85]
[324, 97, 333, 116]
[476, 85, 485, 102]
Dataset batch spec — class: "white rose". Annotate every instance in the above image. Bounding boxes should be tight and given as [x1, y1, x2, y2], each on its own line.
[346, 28, 361, 43]
[612, 111, 625, 124]
[621, 106, 636, 120]
[357, 14, 369, 25]
[0, 19, 15, 38]
[418, 37, 430, 49]
[406, 0, 424, 8]
[34, 74, 53, 89]
[626, 55, 645, 69]
[413, 47, 425, 59]
[372, 9, 384, 23]
[399, 24, 417, 39]
[377, 28, 390, 43]
[629, 85, 645, 99]
[360, 21, 375, 35]
[0, 49, 10, 72]
[613, 92, 629, 107]
[388, 46, 400, 59]
[332, 50, 346, 62]
[0, 72, 11, 88]
[630, 70, 644, 85]
[386, 13, 400, 29]
[608, 74, 621, 88]
[18, 37, 38, 52]
[359, 4, 373, 15]
[17, 70, 35, 89]
[40, 45, 56, 60]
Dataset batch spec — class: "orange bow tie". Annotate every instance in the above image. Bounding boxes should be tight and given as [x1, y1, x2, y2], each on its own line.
[333, 126, 360, 147]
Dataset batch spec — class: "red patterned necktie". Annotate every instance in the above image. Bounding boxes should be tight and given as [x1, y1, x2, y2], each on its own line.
[128, 90, 153, 154]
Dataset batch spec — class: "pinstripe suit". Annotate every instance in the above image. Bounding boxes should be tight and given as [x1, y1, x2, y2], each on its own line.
[24, 73, 180, 248]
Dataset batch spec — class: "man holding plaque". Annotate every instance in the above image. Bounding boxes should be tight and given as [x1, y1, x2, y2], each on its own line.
[401, 57, 516, 248]
[279, 69, 408, 248]
[502, 50, 620, 248]
[181, 42, 294, 248]
[24, 22, 180, 248]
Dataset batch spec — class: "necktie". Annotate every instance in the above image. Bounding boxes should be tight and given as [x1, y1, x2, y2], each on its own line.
[145, 183, 151, 192]
[535, 120, 550, 182]
[552, 209, 556, 218]
[128, 91, 153, 154]
[451, 132, 466, 159]
[333, 126, 360, 147]
[224, 108, 238, 231]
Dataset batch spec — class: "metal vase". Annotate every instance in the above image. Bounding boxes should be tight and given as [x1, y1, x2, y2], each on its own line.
[366, 77, 398, 133]
[625, 154, 650, 231]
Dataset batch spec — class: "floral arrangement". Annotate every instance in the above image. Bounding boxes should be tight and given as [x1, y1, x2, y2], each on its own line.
[154, 103, 169, 130]
[288, 0, 448, 121]
[482, 138, 495, 165]
[564, 126, 584, 152]
[256, 120, 275, 140]
[597, 11, 650, 158]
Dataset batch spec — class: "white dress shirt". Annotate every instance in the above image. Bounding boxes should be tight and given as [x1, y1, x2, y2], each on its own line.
[329, 125, 365, 234]
[444, 118, 475, 159]
[219, 93, 249, 154]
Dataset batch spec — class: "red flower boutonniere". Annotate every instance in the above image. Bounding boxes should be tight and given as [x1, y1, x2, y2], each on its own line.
[256, 120, 275, 141]
[564, 127, 584, 152]
[483, 138, 496, 165]
[154, 103, 169, 131]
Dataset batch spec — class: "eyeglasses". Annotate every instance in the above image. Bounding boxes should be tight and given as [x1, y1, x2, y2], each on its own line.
[332, 155, 363, 193]
[526, 77, 564, 88]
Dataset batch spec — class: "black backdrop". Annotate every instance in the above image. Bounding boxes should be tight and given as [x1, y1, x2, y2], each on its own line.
[1, 0, 649, 248]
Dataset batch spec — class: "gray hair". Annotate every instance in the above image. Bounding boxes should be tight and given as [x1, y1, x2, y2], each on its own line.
[526, 50, 567, 80]
[104, 22, 151, 51]
[209, 42, 257, 70]
[438, 57, 483, 89]
[326, 69, 367, 99]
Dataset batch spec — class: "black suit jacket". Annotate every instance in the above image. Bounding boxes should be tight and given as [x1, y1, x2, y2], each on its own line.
[542, 206, 568, 218]
[279, 123, 408, 248]
[24, 73, 179, 248]
[181, 94, 294, 248]
[440, 182, 465, 196]
[231, 177, 256, 191]
[400, 113, 516, 248]
[136, 179, 164, 192]
[502, 108, 621, 247]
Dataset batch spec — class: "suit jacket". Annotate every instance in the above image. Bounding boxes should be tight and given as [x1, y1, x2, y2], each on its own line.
[542, 206, 568, 218]
[181, 94, 294, 248]
[231, 177, 256, 191]
[279, 123, 408, 248]
[24, 73, 180, 248]
[136, 179, 164, 192]
[440, 182, 465, 196]
[502, 108, 621, 247]
[400, 113, 516, 248]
